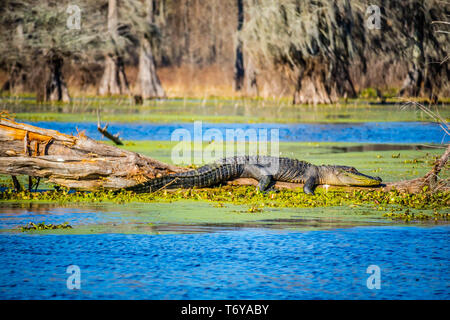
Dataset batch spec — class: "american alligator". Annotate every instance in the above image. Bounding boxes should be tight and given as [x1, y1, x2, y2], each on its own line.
[126, 156, 382, 195]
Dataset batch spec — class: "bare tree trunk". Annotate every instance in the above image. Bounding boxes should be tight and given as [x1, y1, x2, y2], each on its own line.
[45, 52, 71, 103]
[98, 0, 130, 96]
[1, 62, 26, 95]
[292, 55, 358, 105]
[183, 0, 191, 65]
[99, 55, 129, 96]
[399, 0, 425, 97]
[138, 42, 165, 99]
[292, 1, 356, 105]
[137, 0, 165, 99]
[293, 59, 338, 105]
[2, 23, 27, 95]
[233, 0, 245, 92]
[244, 55, 258, 96]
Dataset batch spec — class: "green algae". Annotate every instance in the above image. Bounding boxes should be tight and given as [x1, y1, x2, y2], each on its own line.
[1, 186, 448, 222]
[0, 138, 448, 234]
[19, 221, 72, 231]
[2, 194, 446, 236]
[0, 200, 400, 235]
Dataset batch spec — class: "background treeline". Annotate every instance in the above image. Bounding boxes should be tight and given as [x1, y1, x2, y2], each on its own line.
[0, 0, 449, 104]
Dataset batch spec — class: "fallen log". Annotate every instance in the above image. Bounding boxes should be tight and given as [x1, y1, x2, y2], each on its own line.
[0, 118, 182, 190]
[0, 118, 448, 193]
[226, 178, 384, 192]
[227, 177, 449, 193]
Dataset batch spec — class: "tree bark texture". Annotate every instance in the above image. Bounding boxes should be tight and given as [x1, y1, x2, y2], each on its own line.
[293, 58, 356, 105]
[99, 55, 130, 96]
[233, 0, 245, 92]
[138, 41, 165, 99]
[45, 54, 71, 103]
[137, 0, 165, 99]
[0, 119, 181, 190]
[244, 54, 258, 96]
[399, 0, 425, 98]
[98, 0, 130, 96]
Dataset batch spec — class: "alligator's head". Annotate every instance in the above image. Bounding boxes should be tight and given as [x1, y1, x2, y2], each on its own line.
[319, 165, 382, 187]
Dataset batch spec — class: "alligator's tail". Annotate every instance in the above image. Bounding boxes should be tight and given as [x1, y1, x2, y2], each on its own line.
[124, 163, 242, 194]
[124, 175, 183, 193]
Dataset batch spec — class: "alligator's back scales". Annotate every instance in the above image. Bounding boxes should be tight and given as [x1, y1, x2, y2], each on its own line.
[125, 156, 382, 195]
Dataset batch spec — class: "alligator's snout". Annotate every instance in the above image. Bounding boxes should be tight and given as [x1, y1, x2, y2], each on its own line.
[321, 165, 383, 186]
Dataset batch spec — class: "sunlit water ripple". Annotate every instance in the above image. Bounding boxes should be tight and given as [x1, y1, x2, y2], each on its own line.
[0, 226, 448, 299]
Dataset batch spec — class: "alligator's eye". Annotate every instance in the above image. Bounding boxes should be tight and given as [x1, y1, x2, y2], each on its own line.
[349, 167, 357, 173]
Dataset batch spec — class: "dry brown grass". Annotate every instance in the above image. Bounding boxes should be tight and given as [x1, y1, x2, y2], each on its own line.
[156, 64, 234, 98]
[2, 59, 448, 100]
[62, 63, 240, 98]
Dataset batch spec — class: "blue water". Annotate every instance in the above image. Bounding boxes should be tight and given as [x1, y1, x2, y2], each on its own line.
[0, 226, 448, 299]
[29, 121, 448, 143]
[0, 206, 130, 230]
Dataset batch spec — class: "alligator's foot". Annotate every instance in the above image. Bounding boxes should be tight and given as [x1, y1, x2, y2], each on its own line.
[303, 176, 318, 195]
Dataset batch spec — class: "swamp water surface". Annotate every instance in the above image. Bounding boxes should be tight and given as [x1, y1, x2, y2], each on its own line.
[0, 101, 449, 299]
[0, 202, 448, 299]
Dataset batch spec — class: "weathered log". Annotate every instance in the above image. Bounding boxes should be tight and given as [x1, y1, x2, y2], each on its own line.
[227, 178, 383, 192]
[0, 119, 182, 190]
[382, 144, 450, 193]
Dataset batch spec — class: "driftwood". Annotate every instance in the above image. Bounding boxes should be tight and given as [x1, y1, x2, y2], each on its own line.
[0, 118, 448, 193]
[97, 108, 123, 145]
[382, 144, 450, 193]
[0, 118, 182, 190]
